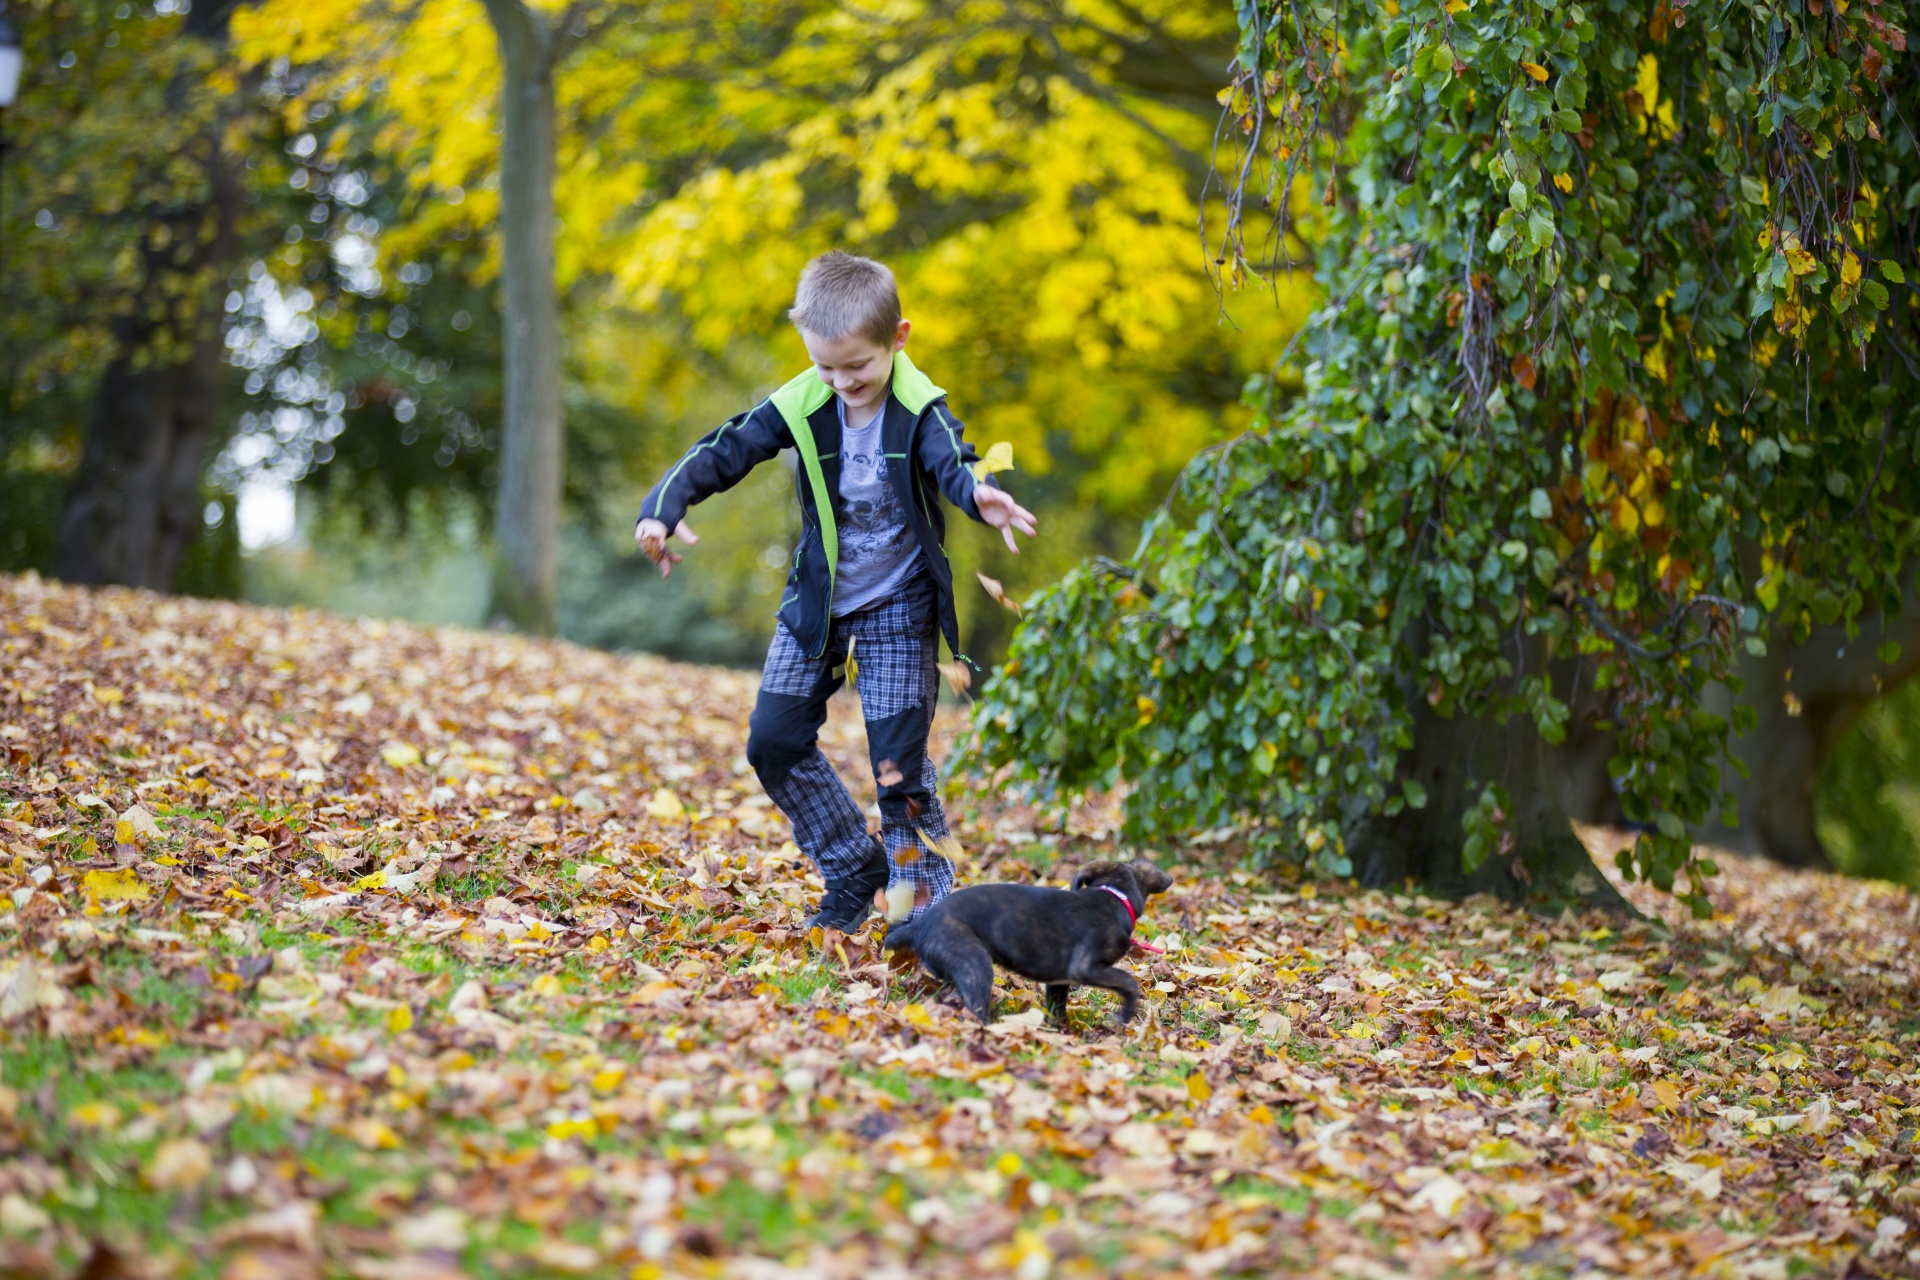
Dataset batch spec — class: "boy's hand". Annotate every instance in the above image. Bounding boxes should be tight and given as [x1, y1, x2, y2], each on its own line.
[635, 518, 699, 577]
[974, 485, 1038, 554]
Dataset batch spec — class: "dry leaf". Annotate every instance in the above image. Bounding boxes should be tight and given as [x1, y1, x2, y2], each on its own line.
[976, 573, 1022, 616]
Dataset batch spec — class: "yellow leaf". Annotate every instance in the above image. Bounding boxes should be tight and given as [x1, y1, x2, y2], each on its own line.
[1553, 172, 1573, 193]
[353, 869, 388, 891]
[530, 973, 565, 997]
[346, 1118, 401, 1150]
[1612, 498, 1640, 534]
[1842, 251, 1862, 286]
[916, 827, 965, 867]
[995, 1152, 1023, 1176]
[586, 935, 610, 953]
[82, 868, 150, 903]
[1469, 1137, 1537, 1169]
[647, 788, 684, 820]
[1136, 695, 1157, 724]
[68, 1101, 121, 1130]
[380, 742, 421, 769]
[117, 805, 161, 845]
[92, 686, 123, 706]
[1521, 60, 1549, 82]
[1444, 0, 1468, 12]
[384, 1005, 413, 1034]
[970, 441, 1015, 482]
[1186, 1072, 1212, 1102]
[902, 1003, 933, 1027]
[1652, 1078, 1683, 1110]
[591, 1067, 625, 1092]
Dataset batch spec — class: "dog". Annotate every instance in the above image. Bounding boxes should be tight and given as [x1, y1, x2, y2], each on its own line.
[881, 859, 1174, 1027]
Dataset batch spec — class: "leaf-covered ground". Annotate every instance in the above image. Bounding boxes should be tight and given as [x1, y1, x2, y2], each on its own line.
[0, 573, 1916, 1279]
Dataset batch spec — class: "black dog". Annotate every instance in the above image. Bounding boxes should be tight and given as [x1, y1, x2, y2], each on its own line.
[882, 860, 1174, 1027]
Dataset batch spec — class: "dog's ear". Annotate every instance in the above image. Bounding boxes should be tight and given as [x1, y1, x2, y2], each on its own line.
[1069, 860, 1119, 892]
[1131, 861, 1174, 895]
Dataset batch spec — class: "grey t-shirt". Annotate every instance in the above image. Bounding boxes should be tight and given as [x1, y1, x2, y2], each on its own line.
[831, 394, 923, 616]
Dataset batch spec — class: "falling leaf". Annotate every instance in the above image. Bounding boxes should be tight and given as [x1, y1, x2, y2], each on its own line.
[970, 441, 1015, 482]
[1521, 60, 1549, 81]
[938, 661, 972, 695]
[976, 573, 1022, 616]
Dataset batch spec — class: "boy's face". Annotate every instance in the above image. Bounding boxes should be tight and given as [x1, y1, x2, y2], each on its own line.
[800, 319, 910, 416]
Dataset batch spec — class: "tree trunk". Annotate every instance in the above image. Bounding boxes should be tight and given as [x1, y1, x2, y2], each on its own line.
[482, 0, 565, 634]
[1350, 631, 1633, 912]
[1693, 577, 1920, 867]
[55, 0, 242, 591]
[1553, 567, 1920, 869]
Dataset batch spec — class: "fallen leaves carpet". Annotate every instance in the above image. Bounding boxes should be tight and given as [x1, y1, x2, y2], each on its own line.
[0, 573, 1916, 1279]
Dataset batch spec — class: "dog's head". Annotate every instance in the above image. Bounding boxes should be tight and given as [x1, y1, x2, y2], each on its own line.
[1070, 859, 1174, 908]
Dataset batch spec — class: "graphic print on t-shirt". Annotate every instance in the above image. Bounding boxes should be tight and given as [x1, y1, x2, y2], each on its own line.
[832, 399, 923, 616]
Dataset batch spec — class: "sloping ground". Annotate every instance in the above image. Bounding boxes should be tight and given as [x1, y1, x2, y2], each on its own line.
[0, 572, 1916, 1280]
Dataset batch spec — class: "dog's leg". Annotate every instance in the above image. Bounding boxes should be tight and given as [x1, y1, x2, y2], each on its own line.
[1044, 983, 1070, 1028]
[945, 941, 998, 1024]
[1069, 960, 1143, 1026]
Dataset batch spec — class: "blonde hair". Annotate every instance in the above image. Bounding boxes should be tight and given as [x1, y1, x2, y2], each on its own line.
[788, 251, 901, 346]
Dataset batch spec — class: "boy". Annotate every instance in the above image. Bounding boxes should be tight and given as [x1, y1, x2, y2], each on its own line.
[635, 252, 1038, 931]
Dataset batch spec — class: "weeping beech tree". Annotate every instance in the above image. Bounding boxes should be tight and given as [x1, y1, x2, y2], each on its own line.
[966, 0, 1920, 912]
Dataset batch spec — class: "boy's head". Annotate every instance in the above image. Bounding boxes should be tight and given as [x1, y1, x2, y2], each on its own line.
[790, 251, 910, 416]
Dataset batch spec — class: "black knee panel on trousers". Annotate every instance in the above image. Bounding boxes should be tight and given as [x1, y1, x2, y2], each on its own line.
[747, 690, 829, 793]
[867, 704, 933, 826]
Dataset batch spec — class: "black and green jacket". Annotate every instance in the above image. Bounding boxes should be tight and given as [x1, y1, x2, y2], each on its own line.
[637, 352, 994, 663]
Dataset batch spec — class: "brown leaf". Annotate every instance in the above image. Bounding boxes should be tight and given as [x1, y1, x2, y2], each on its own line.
[976, 573, 1023, 616]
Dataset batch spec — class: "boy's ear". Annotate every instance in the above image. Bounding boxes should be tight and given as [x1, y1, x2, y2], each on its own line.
[1131, 862, 1174, 896]
[893, 317, 911, 351]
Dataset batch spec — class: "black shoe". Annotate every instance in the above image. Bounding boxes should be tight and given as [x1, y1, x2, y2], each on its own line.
[806, 843, 889, 932]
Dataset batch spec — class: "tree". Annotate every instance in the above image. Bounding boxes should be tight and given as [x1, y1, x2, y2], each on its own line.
[968, 0, 1919, 913]
[232, 0, 1306, 649]
[2, 0, 257, 592]
[476, 0, 578, 632]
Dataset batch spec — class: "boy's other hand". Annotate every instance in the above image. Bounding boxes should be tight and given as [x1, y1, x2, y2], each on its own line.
[635, 518, 699, 577]
[974, 485, 1038, 554]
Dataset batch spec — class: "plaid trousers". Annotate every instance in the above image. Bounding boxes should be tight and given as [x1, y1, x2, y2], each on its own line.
[746, 572, 955, 913]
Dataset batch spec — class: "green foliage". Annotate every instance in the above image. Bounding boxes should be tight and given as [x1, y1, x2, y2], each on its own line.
[969, 0, 1919, 901]
[1817, 683, 1920, 887]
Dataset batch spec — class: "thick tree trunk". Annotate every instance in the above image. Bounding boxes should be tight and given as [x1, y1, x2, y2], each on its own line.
[1694, 580, 1920, 866]
[55, 1, 242, 591]
[1350, 631, 1632, 912]
[483, 0, 565, 635]
[1554, 568, 1920, 869]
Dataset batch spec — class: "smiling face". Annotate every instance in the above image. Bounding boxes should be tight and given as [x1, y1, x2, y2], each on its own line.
[799, 319, 911, 418]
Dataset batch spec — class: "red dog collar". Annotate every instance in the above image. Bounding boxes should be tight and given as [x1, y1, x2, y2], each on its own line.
[1096, 883, 1163, 952]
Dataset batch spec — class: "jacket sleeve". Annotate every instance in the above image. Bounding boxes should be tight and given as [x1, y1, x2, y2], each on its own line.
[637, 400, 792, 532]
[915, 398, 997, 523]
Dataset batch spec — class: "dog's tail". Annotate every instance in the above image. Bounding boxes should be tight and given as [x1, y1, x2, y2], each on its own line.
[880, 912, 924, 953]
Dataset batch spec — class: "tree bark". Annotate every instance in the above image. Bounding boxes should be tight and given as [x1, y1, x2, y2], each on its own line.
[55, 0, 242, 591]
[1553, 568, 1920, 870]
[1693, 577, 1920, 867]
[1349, 631, 1633, 912]
[482, 0, 566, 634]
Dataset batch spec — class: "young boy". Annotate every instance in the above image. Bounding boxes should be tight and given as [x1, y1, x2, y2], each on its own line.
[635, 252, 1038, 931]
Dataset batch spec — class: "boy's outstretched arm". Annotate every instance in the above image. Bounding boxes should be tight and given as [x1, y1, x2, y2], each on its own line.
[916, 401, 1040, 552]
[635, 402, 792, 577]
